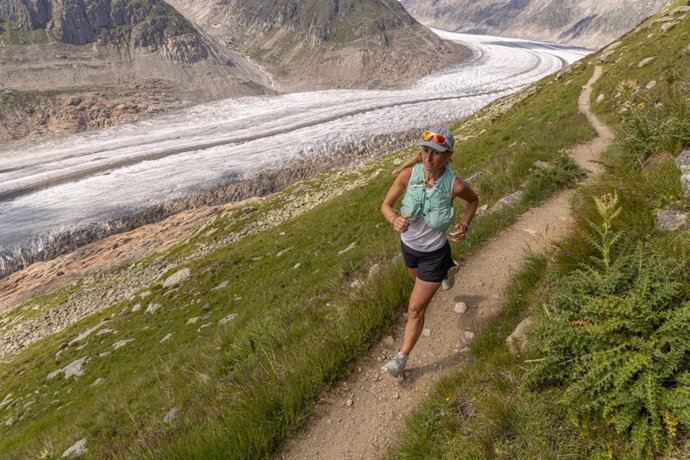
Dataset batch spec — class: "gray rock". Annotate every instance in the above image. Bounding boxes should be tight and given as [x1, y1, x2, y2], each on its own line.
[162, 268, 191, 288]
[0, 393, 13, 410]
[68, 321, 107, 346]
[62, 438, 87, 458]
[112, 339, 134, 350]
[145, 303, 161, 314]
[637, 57, 656, 68]
[160, 333, 174, 343]
[211, 281, 229, 291]
[454, 302, 468, 314]
[596, 93, 605, 103]
[491, 190, 524, 212]
[646, 80, 657, 90]
[660, 21, 679, 33]
[218, 313, 237, 326]
[506, 317, 534, 355]
[4, 416, 14, 426]
[655, 209, 688, 232]
[186, 317, 199, 325]
[130, 304, 142, 313]
[48, 357, 88, 380]
[383, 335, 396, 347]
[95, 328, 116, 336]
[90, 378, 106, 387]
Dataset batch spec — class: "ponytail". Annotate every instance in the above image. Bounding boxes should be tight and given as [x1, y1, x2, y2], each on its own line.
[392, 152, 422, 176]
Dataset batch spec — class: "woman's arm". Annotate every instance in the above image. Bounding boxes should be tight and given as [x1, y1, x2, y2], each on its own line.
[449, 178, 479, 242]
[381, 168, 413, 233]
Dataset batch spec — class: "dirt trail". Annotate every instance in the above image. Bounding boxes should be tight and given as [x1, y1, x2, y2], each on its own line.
[278, 65, 614, 459]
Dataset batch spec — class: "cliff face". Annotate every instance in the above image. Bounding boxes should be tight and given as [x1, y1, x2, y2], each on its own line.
[399, 0, 670, 48]
[0, 0, 208, 62]
[0, 0, 278, 143]
[165, 0, 469, 90]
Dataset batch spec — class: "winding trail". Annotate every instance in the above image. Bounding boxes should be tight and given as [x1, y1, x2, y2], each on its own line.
[278, 66, 614, 459]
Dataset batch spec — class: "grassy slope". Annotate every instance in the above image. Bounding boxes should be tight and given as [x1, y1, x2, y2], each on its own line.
[0, 32, 599, 460]
[389, 2, 690, 459]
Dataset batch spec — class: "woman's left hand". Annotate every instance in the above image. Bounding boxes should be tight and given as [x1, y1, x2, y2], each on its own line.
[448, 223, 468, 242]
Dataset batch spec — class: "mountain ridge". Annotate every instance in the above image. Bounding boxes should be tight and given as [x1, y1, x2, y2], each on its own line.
[400, 0, 671, 48]
[165, 0, 468, 91]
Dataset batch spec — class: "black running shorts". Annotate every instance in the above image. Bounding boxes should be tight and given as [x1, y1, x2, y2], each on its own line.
[400, 240, 455, 283]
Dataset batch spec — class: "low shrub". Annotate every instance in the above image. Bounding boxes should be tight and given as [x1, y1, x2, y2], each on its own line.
[527, 194, 690, 455]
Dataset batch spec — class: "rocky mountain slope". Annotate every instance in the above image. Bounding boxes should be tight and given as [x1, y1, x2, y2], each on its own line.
[0, 0, 274, 94]
[0, 0, 275, 142]
[400, 0, 670, 48]
[164, 0, 468, 91]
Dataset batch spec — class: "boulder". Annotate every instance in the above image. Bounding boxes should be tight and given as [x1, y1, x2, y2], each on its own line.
[655, 209, 688, 232]
[162, 268, 191, 288]
[491, 190, 524, 212]
[637, 57, 656, 68]
[506, 317, 534, 355]
[62, 438, 87, 458]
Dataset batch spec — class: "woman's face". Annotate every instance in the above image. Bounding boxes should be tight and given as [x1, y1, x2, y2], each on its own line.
[421, 146, 450, 173]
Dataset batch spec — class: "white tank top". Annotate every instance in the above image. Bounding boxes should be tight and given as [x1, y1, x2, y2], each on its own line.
[401, 189, 447, 252]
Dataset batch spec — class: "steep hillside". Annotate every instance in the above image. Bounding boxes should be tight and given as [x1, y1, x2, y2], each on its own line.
[0, 0, 273, 142]
[165, 0, 469, 91]
[2, 0, 688, 456]
[400, 0, 669, 48]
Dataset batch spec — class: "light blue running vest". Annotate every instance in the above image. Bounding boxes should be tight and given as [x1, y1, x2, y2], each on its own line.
[400, 163, 456, 232]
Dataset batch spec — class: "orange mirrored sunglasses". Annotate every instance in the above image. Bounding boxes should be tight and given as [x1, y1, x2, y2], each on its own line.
[421, 131, 448, 146]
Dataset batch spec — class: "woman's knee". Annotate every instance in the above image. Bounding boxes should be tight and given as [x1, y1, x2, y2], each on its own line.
[407, 302, 427, 319]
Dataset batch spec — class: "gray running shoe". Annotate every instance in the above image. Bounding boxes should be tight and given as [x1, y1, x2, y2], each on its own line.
[442, 261, 459, 291]
[382, 352, 408, 377]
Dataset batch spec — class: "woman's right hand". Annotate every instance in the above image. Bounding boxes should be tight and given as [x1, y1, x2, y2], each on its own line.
[392, 214, 412, 233]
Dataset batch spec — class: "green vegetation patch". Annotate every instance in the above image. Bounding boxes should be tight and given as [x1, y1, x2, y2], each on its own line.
[388, 257, 615, 459]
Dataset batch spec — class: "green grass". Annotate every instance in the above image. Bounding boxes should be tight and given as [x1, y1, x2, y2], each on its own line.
[389, 2, 690, 458]
[0, 19, 610, 460]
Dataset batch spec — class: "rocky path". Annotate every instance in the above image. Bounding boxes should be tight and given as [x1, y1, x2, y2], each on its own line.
[278, 65, 614, 459]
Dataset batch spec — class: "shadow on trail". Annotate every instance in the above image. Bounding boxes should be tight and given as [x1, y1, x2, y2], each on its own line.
[399, 353, 461, 386]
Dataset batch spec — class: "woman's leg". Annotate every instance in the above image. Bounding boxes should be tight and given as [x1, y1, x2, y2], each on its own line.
[400, 277, 441, 355]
